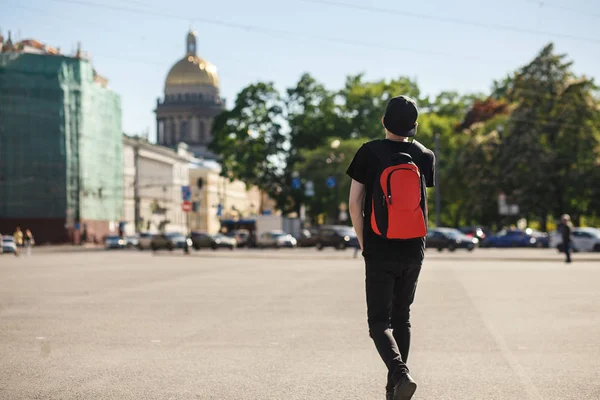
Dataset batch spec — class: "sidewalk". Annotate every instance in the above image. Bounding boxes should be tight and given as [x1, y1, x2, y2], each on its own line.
[33, 243, 105, 254]
[29, 245, 600, 262]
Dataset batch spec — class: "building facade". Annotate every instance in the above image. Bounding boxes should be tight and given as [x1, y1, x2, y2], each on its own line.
[0, 38, 122, 244]
[188, 162, 261, 234]
[123, 137, 194, 235]
[155, 30, 223, 160]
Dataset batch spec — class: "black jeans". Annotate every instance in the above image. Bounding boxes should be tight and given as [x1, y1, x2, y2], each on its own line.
[564, 241, 572, 263]
[365, 259, 422, 391]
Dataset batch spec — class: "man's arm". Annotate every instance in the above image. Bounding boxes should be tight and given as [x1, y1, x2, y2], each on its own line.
[349, 179, 366, 250]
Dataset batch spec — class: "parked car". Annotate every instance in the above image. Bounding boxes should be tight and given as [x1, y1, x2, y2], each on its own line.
[105, 235, 125, 250]
[315, 226, 359, 250]
[549, 227, 600, 253]
[125, 235, 139, 248]
[191, 232, 236, 250]
[256, 230, 297, 248]
[426, 228, 478, 252]
[482, 229, 539, 248]
[166, 232, 192, 249]
[529, 230, 549, 248]
[2, 235, 17, 254]
[296, 229, 319, 248]
[458, 226, 490, 242]
[151, 234, 172, 251]
[137, 232, 153, 250]
[226, 229, 250, 247]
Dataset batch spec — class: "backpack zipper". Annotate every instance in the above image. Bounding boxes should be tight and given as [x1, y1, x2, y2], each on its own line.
[386, 166, 418, 205]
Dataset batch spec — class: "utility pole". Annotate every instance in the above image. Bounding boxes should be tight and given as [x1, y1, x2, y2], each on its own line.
[133, 144, 140, 234]
[434, 133, 441, 227]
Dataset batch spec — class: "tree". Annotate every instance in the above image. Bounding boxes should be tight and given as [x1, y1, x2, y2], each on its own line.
[295, 139, 364, 224]
[286, 73, 344, 152]
[494, 43, 600, 229]
[209, 82, 291, 210]
[338, 75, 422, 139]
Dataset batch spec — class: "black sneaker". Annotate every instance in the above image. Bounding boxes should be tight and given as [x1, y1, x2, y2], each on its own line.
[393, 373, 417, 400]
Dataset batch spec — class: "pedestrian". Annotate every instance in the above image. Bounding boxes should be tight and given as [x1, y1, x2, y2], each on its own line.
[13, 226, 24, 256]
[81, 224, 88, 244]
[24, 229, 35, 256]
[346, 95, 435, 400]
[560, 214, 573, 263]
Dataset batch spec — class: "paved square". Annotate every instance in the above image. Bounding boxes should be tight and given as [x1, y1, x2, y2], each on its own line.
[1, 249, 599, 399]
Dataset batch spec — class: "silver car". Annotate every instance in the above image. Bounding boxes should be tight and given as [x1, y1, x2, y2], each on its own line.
[137, 232, 153, 250]
[257, 230, 297, 249]
[125, 235, 139, 248]
[2, 235, 17, 254]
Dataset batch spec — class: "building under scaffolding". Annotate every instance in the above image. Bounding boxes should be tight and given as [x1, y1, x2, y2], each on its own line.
[0, 39, 123, 244]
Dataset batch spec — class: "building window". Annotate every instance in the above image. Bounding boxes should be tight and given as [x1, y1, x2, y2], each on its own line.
[169, 120, 176, 144]
[181, 120, 189, 143]
[158, 120, 165, 143]
[199, 121, 206, 143]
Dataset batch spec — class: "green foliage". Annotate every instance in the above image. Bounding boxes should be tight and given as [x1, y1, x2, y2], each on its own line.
[295, 139, 365, 223]
[339, 75, 421, 139]
[211, 43, 600, 228]
[209, 82, 290, 210]
[494, 44, 600, 228]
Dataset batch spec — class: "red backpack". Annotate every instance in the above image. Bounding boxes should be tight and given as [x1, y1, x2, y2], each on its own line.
[368, 141, 427, 240]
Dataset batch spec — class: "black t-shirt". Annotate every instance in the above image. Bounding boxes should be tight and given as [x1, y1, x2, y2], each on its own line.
[346, 139, 435, 263]
[561, 223, 572, 244]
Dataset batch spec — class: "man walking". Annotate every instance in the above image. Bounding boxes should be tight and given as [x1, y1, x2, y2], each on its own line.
[560, 214, 573, 263]
[346, 96, 435, 400]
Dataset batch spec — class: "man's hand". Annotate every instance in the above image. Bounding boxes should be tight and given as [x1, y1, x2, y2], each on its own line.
[348, 179, 366, 250]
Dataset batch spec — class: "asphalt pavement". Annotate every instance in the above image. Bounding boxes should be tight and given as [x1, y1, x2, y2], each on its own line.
[1, 249, 599, 400]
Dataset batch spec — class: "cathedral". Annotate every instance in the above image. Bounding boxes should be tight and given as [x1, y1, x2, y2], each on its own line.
[155, 30, 223, 159]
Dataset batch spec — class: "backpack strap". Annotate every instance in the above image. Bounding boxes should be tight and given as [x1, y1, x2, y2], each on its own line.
[367, 139, 425, 166]
[365, 140, 390, 166]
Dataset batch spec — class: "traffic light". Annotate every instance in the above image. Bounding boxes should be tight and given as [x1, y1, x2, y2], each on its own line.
[197, 178, 204, 189]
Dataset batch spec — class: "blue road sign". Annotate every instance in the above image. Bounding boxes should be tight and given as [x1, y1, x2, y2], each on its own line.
[291, 177, 302, 190]
[181, 185, 191, 201]
[327, 176, 336, 189]
[305, 181, 315, 197]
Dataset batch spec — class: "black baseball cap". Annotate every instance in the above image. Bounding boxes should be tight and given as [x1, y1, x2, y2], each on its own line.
[383, 95, 419, 137]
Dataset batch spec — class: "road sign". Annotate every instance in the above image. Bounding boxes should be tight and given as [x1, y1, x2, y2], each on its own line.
[182, 201, 192, 212]
[305, 181, 315, 197]
[181, 185, 191, 201]
[291, 177, 302, 190]
[327, 176, 336, 189]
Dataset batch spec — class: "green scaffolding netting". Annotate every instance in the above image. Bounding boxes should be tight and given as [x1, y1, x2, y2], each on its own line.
[0, 53, 123, 224]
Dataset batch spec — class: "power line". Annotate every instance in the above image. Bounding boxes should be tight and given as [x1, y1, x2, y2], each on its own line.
[522, 0, 600, 19]
[38, 0, 502, 65]
[299, 0, 600, 45]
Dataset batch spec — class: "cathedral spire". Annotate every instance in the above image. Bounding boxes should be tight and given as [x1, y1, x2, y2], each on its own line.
[186, 29, 197, 55]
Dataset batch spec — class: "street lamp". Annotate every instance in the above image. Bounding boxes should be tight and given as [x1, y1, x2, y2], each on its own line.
[328, 140, 345, 224]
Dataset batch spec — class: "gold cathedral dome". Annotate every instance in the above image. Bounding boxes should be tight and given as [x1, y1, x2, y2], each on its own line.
[165, 30, 219, 88]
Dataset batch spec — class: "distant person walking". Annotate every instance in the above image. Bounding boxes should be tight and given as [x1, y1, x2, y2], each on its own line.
[24, 229, 35, 256]
[13, 226, 24, 256]
[561, 214, 573, 263]
[347, 96, 435, 400]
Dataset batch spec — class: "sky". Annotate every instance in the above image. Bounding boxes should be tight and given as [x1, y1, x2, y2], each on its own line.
[2, 0, 599, 142]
